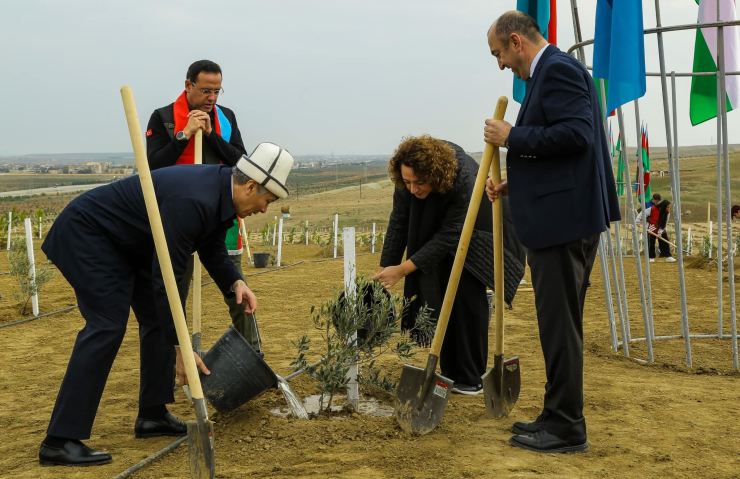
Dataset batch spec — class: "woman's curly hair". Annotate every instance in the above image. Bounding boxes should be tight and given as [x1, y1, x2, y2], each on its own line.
[388, 135, 457, 193]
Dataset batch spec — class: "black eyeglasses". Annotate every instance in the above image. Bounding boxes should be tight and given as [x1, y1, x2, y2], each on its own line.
[192, 82, 224, 96]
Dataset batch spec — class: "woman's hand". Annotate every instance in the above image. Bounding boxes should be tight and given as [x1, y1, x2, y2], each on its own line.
[373, 261, 417, 289]
[373, 266, 405, 289]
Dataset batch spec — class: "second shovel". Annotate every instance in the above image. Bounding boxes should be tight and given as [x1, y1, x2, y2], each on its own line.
[481, 107, 520, 419]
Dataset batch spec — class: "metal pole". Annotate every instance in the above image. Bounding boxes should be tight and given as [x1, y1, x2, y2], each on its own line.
[613, 220, 632, 343]
[718, 25, 739, 370]
[574, 0, 618, 349]
[655, 0, 691, 363]
[569, 0, 587, 64]
[606, 226, 629, 356]
[598, 236, 618, 351]
[716, 0, 725, 338]
[634, 100, 655, 338]
[670, 71, 693, 367]
[617, 106, 654, 362]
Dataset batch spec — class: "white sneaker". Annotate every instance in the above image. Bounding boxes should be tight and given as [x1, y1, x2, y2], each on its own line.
[665, 257, 677, 263]
[649, 258, 655, 263]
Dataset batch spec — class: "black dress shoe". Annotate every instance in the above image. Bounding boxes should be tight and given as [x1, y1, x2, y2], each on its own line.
[135, 412, 187, 439]
[39, 440, 112, 467]
[509, 430, 589, 454]
[511, 420, 542, 435]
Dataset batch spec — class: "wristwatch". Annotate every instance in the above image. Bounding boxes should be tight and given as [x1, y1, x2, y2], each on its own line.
[504, 136, 510, 149]
[175, 131, 189, 142]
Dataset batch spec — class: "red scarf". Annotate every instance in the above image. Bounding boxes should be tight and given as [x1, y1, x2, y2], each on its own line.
[173, 91, 222, 165]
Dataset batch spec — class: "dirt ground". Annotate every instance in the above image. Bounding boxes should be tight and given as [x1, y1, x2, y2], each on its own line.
[1, 218, 740, 477]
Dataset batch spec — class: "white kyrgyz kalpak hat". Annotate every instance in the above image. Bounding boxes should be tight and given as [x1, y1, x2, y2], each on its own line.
[236, 142, 294, 199]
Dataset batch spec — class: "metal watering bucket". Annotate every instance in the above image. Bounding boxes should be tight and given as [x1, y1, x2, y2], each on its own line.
[200, 326, 277, 414]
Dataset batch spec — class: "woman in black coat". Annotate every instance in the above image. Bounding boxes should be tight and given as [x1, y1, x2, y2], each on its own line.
[374, 135, 524, 394]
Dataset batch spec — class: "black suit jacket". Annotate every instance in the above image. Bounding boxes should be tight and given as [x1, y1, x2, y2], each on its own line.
[506, 45, 621, 249]
[42, 165, 242, 344]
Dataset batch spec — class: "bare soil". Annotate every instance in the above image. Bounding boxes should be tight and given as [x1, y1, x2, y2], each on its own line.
[1, 213, 739, 478]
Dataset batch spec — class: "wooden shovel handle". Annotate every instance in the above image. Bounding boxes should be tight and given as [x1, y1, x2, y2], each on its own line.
[120, 86, 206, 401]
[489, 100, 508, 356]
[192, 130, 202, 338]
[429, 96, 509, 357]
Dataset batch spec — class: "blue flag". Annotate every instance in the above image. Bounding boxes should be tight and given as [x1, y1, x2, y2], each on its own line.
[593, 0, 646, 114]
[513, 0, 552, 103]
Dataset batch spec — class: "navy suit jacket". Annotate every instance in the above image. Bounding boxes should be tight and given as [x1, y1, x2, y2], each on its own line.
[506, 45, 621, 250]
[43, 164, 241, 344]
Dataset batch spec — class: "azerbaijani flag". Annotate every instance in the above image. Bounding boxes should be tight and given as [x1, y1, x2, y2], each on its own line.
[513, 0, 557, 103]
[615, 134, 625, 196]
[689, 0, 740, 126]
[635, 125, 651, 199]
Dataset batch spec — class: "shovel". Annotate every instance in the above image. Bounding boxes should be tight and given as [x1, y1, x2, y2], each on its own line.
[183, 130, 205, 405]
[394, 97, 509, 435]
[481, 99, 520, 419]
[121, 86, 215, 479]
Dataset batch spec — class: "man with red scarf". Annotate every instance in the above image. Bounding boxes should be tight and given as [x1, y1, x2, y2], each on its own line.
[145, 60, 262, 352]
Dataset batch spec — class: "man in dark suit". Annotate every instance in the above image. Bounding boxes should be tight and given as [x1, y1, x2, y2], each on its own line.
[484, 11, 620, 454]
[38, 144, 293, 467]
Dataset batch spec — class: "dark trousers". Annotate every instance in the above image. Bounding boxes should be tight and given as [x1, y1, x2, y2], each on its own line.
[438, 257, 489, 387]
[47, 228, 175, 440]
[527, 233, 600, 443]
[647, 231, 672, 259]
[178, 253, 261, 351]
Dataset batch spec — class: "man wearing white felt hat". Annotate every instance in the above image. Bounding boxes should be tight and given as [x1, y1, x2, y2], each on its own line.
[38, 144, 293, 467]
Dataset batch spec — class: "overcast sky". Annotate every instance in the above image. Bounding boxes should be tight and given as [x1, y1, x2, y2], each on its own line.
[0, 0, 734, 156]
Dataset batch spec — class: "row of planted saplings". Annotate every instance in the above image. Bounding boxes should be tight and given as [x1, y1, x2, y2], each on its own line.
[245, 216, 387, 268]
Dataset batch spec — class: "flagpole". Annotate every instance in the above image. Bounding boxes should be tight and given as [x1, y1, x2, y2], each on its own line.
[617, 106, 654, 362]
[671, 71, 693, 367]
[634, 100, 655, 340]
[599, 77, 630, 352]
[718, 22, 739, 371]
[571, 0, 619, 350]
[716, 2, 725, 340]
[654, 0, 692, 367]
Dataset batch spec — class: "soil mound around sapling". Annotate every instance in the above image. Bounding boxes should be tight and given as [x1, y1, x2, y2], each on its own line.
[684, 256, 716, 270]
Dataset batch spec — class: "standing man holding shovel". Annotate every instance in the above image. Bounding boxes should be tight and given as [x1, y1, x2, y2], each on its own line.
[38, 148, 293, 467]
[484, 11, 620, 453]
[146, 59, 262, 352]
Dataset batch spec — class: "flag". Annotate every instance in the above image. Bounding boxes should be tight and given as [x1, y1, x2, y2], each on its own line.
[615, 135, 625, 196]
[593, 0, 647, 114]
[513, 0, 557, 103]
[635, 125, 651, 198]
[594, 78, 616, 119]
[689, 0, 740, 126]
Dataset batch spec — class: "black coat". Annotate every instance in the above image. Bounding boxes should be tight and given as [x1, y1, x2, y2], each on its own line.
[380, 142, 525, 322]
[506, 45, 621, 249]
[42, 165, 242, 344]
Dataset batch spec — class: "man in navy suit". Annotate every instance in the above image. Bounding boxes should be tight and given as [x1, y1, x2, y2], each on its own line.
[39, 144, 293, 467]
[484, 11, 620, 454]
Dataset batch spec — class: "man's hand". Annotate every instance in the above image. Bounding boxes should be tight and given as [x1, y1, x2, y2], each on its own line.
[188, 110, 213, 136]
[485, 178, 509, 202]
[183, 115, 205, 139]
[484, 119, 512, 147]
[233, 280, 257, 313]
[175, 347, 210, 386]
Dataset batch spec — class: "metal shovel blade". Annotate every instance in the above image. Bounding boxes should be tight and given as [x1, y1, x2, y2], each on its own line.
[394, 355, 453, 435]
[187, 419, 215, 479]
[482, 354, 521, 418]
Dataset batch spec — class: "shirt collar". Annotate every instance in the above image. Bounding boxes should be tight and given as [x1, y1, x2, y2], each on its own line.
[220, 166, 237, 222]
[529, 43, 549, 79]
